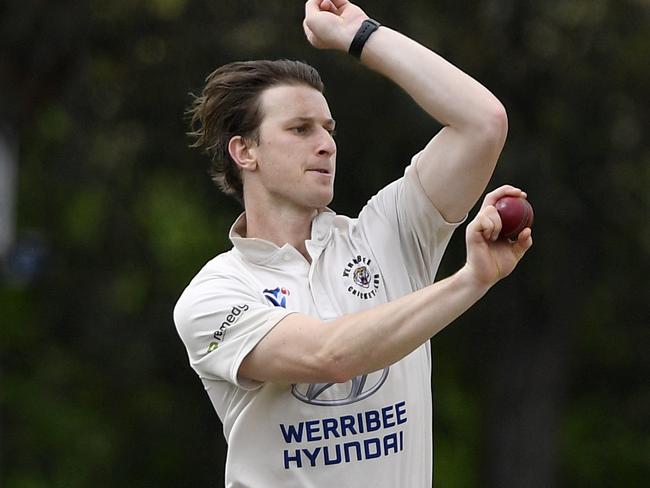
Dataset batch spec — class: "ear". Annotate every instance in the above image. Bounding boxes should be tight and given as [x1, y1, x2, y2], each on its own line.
[227, 135, 257, 171]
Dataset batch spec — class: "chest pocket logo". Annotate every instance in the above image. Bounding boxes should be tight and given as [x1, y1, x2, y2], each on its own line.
[291, 368, 389, 406]
[343, 255, 380, 300]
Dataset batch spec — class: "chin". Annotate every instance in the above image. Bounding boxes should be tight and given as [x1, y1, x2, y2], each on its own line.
[298, 188, 333, 209]
[311, 193, 334, 209]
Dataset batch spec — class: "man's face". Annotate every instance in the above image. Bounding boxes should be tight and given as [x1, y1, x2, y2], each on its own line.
[247, 84, 336, 212]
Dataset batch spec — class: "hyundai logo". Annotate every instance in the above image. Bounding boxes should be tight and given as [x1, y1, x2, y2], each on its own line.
[291, 368, 389, 406]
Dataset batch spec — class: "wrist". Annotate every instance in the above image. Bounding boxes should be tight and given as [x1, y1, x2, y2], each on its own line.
[348, 18, 381, 59]
[456, 264, 494, 297]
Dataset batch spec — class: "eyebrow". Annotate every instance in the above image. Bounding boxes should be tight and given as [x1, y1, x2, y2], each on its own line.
[287, 116, 336, 128]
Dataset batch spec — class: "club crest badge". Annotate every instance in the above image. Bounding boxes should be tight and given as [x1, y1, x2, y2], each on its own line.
[343, 255, 380, 300]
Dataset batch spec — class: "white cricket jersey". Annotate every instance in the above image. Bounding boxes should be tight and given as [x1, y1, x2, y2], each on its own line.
[174, 157, 462, 487]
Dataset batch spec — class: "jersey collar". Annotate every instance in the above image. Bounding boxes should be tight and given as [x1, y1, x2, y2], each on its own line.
[229, 209, 336, 265]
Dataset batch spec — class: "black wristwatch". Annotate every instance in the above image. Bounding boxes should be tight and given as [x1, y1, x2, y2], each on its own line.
[348, 19, 381, 59]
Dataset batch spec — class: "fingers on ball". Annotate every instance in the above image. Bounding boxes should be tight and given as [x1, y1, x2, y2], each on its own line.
[484, 206, 501, 240]
[478, 212, 498, 241]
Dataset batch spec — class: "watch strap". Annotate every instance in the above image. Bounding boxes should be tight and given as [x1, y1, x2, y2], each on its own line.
[348, 19, 381, 59]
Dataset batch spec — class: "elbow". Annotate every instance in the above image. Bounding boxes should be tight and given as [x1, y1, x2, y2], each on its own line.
[490, 101, 509, 142]
[315, 345, 359, 384]
[477, 100, 508, 148]
[329, 361, 357, 384]
[323, 366, 355, 385]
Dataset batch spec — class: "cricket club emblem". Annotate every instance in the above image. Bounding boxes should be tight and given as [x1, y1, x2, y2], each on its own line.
[343, 254, 380, 300]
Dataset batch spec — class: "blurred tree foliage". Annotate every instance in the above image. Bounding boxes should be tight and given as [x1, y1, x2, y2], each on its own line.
[1, 1, 648, 487]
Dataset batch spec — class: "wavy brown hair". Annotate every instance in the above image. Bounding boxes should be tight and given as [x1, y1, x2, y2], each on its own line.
[187, 59, 324, 203]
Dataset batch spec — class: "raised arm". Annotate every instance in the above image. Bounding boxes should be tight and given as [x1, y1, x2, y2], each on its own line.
[303, 0, 508, 223]
[239, 186, 533, 384]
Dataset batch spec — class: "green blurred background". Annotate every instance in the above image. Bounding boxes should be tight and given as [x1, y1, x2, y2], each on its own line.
[1, 0, 648, 486]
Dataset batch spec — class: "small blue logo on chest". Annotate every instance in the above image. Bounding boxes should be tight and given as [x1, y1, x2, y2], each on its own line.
[263, 287, 291, 308]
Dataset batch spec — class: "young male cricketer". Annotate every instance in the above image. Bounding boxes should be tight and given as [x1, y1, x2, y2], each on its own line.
[175, 0, 533, 486]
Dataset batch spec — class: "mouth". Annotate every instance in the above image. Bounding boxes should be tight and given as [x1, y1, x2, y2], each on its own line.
[308, 169, 332, 175]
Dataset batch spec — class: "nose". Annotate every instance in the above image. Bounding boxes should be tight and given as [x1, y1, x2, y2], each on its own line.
[316, 128, 336, 157]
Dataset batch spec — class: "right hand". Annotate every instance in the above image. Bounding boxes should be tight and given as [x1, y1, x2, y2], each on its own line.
[303, 0, 369, 52]
[463, 185, 533, 287]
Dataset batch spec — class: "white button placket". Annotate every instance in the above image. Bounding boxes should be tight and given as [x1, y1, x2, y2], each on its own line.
[307, 249, 338, 320]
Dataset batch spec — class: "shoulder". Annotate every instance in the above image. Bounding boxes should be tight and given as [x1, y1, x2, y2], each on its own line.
[174, 249, 255, 323]
[182, 249, 242, 289]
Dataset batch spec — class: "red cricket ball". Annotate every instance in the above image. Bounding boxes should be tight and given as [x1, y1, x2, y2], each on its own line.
[495, 196, 534, 240]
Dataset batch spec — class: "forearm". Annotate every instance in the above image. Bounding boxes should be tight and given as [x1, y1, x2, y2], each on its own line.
[357, 25, 507, 222]
[360, 26, 505, 132]
[241, 265, 490, 384]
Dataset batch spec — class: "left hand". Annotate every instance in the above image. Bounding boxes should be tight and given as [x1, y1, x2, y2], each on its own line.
[303, 0, 369, 51]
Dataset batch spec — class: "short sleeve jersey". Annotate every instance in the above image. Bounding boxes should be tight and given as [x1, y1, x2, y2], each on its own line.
[174, 158, 462, 487]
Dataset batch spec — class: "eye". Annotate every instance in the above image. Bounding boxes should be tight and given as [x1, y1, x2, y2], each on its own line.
[326, 128, 337, 138]
[290, 125, 310, 135]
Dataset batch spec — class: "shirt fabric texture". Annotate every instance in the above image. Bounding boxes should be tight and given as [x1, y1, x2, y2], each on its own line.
[174, 156, 462, 487]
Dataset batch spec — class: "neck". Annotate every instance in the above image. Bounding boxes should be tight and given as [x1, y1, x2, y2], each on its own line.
[242, 199, 319, 261]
